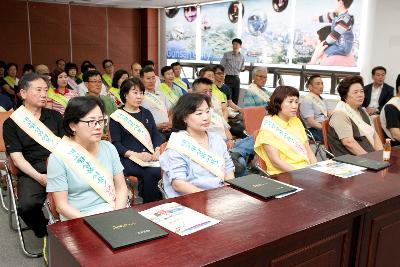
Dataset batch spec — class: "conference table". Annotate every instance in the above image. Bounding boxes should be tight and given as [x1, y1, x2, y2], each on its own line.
[48, 148, 400, 267]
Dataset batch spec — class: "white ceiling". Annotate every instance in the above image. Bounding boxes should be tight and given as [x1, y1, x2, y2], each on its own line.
[28, 0, 219, 9]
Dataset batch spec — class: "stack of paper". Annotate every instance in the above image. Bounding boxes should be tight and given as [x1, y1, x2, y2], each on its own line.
[310, 160, 366, 179]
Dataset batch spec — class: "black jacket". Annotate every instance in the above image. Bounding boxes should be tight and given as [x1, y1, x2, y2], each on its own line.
[362, 83, 394, 112]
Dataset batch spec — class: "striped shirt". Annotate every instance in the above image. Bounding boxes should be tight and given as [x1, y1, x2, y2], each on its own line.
[220, 51, 245, 76]
[319, 11, 354, 46]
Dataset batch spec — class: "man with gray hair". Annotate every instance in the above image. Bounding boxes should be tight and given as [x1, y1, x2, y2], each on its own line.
[242, 67, 271, 107]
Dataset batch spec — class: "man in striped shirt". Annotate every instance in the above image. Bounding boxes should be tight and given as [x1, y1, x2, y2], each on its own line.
[220, 38, 245, 105]
[316, 0, 354, 57]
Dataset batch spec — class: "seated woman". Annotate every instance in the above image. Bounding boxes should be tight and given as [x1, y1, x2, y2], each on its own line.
[254, 86, 317, 175]
[110, 69, 129, 107]
[109, 78, 163, 203]
[47, 69, 78, 115]
[328, 75, 383, 156]
[159, 93, 235, 198]
[47, 96, 128, 221]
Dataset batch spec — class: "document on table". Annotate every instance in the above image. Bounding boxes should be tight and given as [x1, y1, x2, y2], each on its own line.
[309, 160, 366, 179]
[139, 202, 220, 236]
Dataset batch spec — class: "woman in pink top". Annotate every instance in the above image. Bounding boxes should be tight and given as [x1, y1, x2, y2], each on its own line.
[47, 69, 78, 115]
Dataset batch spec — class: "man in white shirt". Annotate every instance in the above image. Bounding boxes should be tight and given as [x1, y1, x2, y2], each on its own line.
[362, 66, 394, 115]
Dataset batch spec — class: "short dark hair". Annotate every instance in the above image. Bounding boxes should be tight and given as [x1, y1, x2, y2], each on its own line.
[199, 66, 214, 77]
[82, 70, 101, 82]
[306, 74, 321, 87]
[6, 62, 18, 72]
[22, 64, 35, 73]
[396, 74, 400, 93]
[213, 64, 225, 73]
[80, 60, 91, 72]
[119, 78, 145, 104]
[142, 60, 154, 67]
[161, 66, 172, 76]
[192, 77, 213, 91]
[81, 63, 96, 75]
[0, 61, 6, 69]
[63, 96, 105, 137]
[266, 86, 299, 115]
[56, 58, 65, 65]
[371, 66, 386, 75]
[18, 72, 48, 91]
[140, 66, 155, 78]
[337, 75, 364, 102]
[172, 93, 211, 130]
[112, 69, 129, 88]
[342, 0, 353, 9]
[51, 69, 67, 88]
[232, 38, 242, 45]
[65, 62, 78, 76]
[171, 62, 181, 68]
[102, 59, 113, 69]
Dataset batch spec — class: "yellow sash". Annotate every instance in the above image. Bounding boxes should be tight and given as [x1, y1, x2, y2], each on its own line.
[335, 101, 375, 146]
[10, 106, 61, 152]
[47, 88, 69, 108]
[173, 77, 188, 93]
[304, 92, 327, 116]
[4, 76, 16, 87]
[109, 87, 122, 103]
[159, 83, 179, 105]
[260, 116, 310, 163]
[212, 84, 227, 103]
[102, 74, 112, 87]
[247, 83, 270, 103]
[54, 137, 116, 206]
[380, 97, 400, 140]
[166, 131, 225, 180]
[144, 91, 168, 115]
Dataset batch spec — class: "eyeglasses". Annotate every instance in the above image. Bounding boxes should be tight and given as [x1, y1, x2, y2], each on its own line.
[88, 80, 102, 84]
[79, 119, 107, 128]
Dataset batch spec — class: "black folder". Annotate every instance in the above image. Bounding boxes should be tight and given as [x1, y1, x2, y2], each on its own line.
[227, 174, 297, 199]
[333, 154, 390, 171]
[84, 208, 168, 250]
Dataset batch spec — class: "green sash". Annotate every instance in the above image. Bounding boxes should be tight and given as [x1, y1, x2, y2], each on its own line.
[102, 74, 112, 87]
[47, 88, 69, 108]
[173, 77, 188, 93]
[212, 84, 227, 103]
[260, 116, 310, 163]
[159, 83, 179, 105]
[109, 87, 122, 103]
[4, 76, 16, 88]
[247, 83, 269, 103]
[166, 131, 225, 180]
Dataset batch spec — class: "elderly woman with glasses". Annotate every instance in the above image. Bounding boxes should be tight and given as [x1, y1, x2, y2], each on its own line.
[47, 96, 128, 221]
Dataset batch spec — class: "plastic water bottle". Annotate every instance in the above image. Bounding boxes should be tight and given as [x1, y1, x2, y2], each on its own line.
[383, 138, 391, 161]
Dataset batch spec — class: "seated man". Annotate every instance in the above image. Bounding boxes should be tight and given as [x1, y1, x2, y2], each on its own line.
[362, 66, 394, 115]
[242, 67, 271, 107]
[3, 72, 64, 239]
[83, 70, 117, 116]
[102, 59, 114, 88]
[328, 75, 383, 156]
[130, 62, 142, 78]
[380, 75, 400, 146]
[77, 64, 107, 96]
[300, 74, 332, 142]
[171, 62, 190, 91]
[140, 66, 173, 141]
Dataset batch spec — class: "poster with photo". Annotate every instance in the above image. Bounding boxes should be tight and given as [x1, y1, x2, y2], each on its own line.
[200, 2, 240, 61]
[241, 0, 292, 64]
[292, 0, 363, 67]
[165, 7, 197, 60]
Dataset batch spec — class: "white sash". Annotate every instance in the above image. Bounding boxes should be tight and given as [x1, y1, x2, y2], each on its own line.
[144, 91, 168, 116]
[248, 83, 270, 103]
[54, 137, 116, 206]
[0, 107, 7, 112]
[166, 131, 225, 180]
[67, 78, 79, 91]
[10, 106, 61, 152]
[260, 116, 309, 163]
[335, 101, 375, 146]
[380, 97, 400, 140]
[110, 109, 154, 153]
[305, 92, 327, 116]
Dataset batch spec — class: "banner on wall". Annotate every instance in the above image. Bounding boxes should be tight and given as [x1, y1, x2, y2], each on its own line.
[293, 0, 363, 67]
[241, 0, 291, 64]
[200, 2, 240, 61]
[165, 7, 197, 60]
